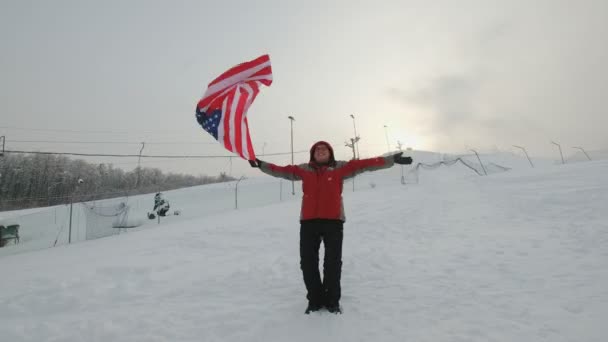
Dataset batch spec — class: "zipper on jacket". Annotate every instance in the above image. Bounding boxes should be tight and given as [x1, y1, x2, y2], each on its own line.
[314, 166, 323, 217]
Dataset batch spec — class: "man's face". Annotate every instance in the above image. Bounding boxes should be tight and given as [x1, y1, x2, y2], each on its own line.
[314, 144, 330, 163]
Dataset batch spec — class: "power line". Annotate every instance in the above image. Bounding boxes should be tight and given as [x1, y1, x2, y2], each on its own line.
[6, 139, 217, 145]
[0, 125, 191, 135]
[2, 149, 309, 159]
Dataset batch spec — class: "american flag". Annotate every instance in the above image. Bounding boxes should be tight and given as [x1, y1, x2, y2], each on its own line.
[195, 55, 273, 161]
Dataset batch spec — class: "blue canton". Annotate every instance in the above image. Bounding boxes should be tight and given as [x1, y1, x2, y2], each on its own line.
[195, 108, 222, 140]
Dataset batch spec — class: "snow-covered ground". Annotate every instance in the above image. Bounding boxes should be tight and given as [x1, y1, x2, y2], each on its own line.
[1, 154, 607, 341]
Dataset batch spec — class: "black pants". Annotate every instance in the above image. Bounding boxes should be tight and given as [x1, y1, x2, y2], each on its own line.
[300, 219, 343, 306]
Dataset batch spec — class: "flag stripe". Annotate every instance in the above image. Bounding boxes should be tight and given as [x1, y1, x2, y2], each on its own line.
[198, 86, 234, 112]
[248, 66, 273, 80]
[245, 118, 255, 159]
[240, 83, 258, 160]
[241, 82, 258, 118]
[217, 96, 228, 145]
[209, 55, 270, 87]
[233, 87, 248, 159]
[222, 92, 234, 152]
[201, 59, 271, 108]
[228, 88, 239, 152]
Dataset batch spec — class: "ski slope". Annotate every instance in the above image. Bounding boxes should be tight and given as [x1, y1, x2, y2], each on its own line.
[1, 156, 607, 341]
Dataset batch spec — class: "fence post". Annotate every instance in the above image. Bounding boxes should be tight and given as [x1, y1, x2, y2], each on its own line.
[470, 149, 488, 175]
[68, 199, 73, 244]
[572, 146, 591, 161]
[68, 178, 84, 243]
[235, 176, 244, 209]
[513, 145, 534, 168]
[551, 141, 565, 164]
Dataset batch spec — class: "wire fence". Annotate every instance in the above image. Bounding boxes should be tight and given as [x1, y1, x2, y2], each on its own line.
[3, 147, 603, 257]
[0, 177, 305, 257]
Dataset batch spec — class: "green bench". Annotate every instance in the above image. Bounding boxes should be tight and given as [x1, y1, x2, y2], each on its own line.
[0, 222, 20, 247]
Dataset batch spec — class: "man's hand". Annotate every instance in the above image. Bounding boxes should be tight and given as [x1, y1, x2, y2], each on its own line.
[393, 152, 413, 165]
[249, 159, 263, 168]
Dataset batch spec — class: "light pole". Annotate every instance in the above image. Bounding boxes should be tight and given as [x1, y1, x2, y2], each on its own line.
[288, 116, 296, 195]
[551, 141, 565, 164]
[350, 114, 359, 159]
[345, 138, 360, 191]
[513, 145, 534, 168]
[572, 146, 591, 161]
[383, 125, 391, 153]
[397, 141, 405, 184]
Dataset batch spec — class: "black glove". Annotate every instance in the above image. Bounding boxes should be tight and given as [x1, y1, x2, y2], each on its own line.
[249, 159, 263, 168]
[393, 152, 413, 165]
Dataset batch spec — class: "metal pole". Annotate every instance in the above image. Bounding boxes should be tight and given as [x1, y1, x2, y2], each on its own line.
[397, 141, 405, 185]
[470, 149, 488, 175]
[0, 136, 5, 157]
[513, 145, 534, 168]
[347, 138, 357, 160]
[351, 139, 356, 191]
[383, 125, 391, 153]
[136, 142, 145, 188]
[288, 116, 295, 195]
[68, 179, 83, 243]
[572, 146, 591, 161]
[350, 115, 360, 159]
[235, 176, 244, 209]
[68, 199, 73, 244]
[551, 141, 565, 164]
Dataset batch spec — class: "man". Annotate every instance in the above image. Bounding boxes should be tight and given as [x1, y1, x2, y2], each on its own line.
[250, 141, 413, 314]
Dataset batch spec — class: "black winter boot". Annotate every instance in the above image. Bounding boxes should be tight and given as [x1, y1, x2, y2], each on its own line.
[326, 302, 341, 314]
[305, 302, 323, 314]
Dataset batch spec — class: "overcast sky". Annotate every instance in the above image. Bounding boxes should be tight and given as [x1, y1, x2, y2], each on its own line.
[1, 0, 607, 177]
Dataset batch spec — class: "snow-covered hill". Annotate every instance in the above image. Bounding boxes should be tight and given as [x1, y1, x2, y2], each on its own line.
[1, 155, 607, 341]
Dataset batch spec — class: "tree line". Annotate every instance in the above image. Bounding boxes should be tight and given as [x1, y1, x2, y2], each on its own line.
[0, 153, 234, 211]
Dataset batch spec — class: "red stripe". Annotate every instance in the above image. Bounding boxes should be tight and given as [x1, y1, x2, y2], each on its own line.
[198, 86, 233, 111]
[198, 59, 270, 111]
[257, 79, 272, 86]
[209, 55, 270, 87]
[248, 66, 273, 79]
[244, 118, 256, 160]
[222, 91, 235, 151]
[245, 81, 260, 105]
[233, 87, 249, 158]
[198, 67, 269, 111]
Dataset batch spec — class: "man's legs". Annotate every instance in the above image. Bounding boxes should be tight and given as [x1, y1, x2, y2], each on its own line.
[322, 221, 343, 309]
[300, 221, 323, 308]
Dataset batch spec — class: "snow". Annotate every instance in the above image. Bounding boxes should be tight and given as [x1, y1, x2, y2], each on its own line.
[1, 155, 607, 341]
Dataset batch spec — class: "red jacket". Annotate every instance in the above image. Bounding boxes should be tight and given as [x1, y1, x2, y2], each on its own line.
[259, 141, 395, 221]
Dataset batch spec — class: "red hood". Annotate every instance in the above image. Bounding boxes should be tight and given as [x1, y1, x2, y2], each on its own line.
[309, 141, 336, 165]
